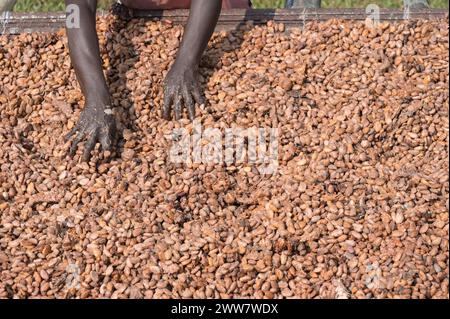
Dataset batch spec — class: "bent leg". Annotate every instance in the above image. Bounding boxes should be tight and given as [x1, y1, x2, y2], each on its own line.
[120, 0, 191, 10]
[121, 0, 251, 10]
[404, 0, 429, 9]
[285, 0, 321, 9]
[0, 0, 17, 12]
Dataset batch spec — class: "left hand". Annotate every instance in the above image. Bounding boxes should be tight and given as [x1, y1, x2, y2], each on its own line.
[163, 64, 205, 121]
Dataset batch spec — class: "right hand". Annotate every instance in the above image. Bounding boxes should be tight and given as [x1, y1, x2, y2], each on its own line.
[65, 102, 117, 161]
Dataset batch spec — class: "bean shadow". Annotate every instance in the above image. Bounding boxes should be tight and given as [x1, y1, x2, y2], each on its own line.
[197, 8, 276, 118]
[103, 6, 140, 158]
[104, 7, 276, 156]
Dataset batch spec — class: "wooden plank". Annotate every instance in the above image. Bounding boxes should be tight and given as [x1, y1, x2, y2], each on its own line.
[1, 8, 448, 35]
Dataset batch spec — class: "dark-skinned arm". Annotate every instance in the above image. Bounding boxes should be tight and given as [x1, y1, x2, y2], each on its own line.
[65, 0, 116, 161]
[163, 0, 222, 120]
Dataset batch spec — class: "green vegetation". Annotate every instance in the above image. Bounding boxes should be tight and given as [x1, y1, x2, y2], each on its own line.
[322, 0, 448, 8]
[254, 0, 448, 7]
[12, 0, 449, 12]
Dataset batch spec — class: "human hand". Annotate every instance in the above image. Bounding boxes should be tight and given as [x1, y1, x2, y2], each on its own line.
[163, 64, 205, 121]
[65, 102, 117, 161]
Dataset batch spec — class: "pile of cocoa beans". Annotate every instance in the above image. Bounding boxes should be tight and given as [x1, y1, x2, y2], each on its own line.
[0, 16, 448, 298]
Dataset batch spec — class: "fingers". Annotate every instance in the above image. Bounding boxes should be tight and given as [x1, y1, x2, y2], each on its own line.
[99, 128, 114, 153]
[69, 132, 84, 157]
[182, 88, 195, 121]
[163, 87, 174, 120]
[192, 84, 205, 106]
[69, 127, 114, 161]
[164, 82, 204, 121]
[174, 93, 182, 121]
[65, 125, 79, 142]
[83, 130, 98, 162]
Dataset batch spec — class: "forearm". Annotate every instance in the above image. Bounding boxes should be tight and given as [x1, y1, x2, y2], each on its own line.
[174, 0, 222, 68]
[65, 0, 110, 105]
